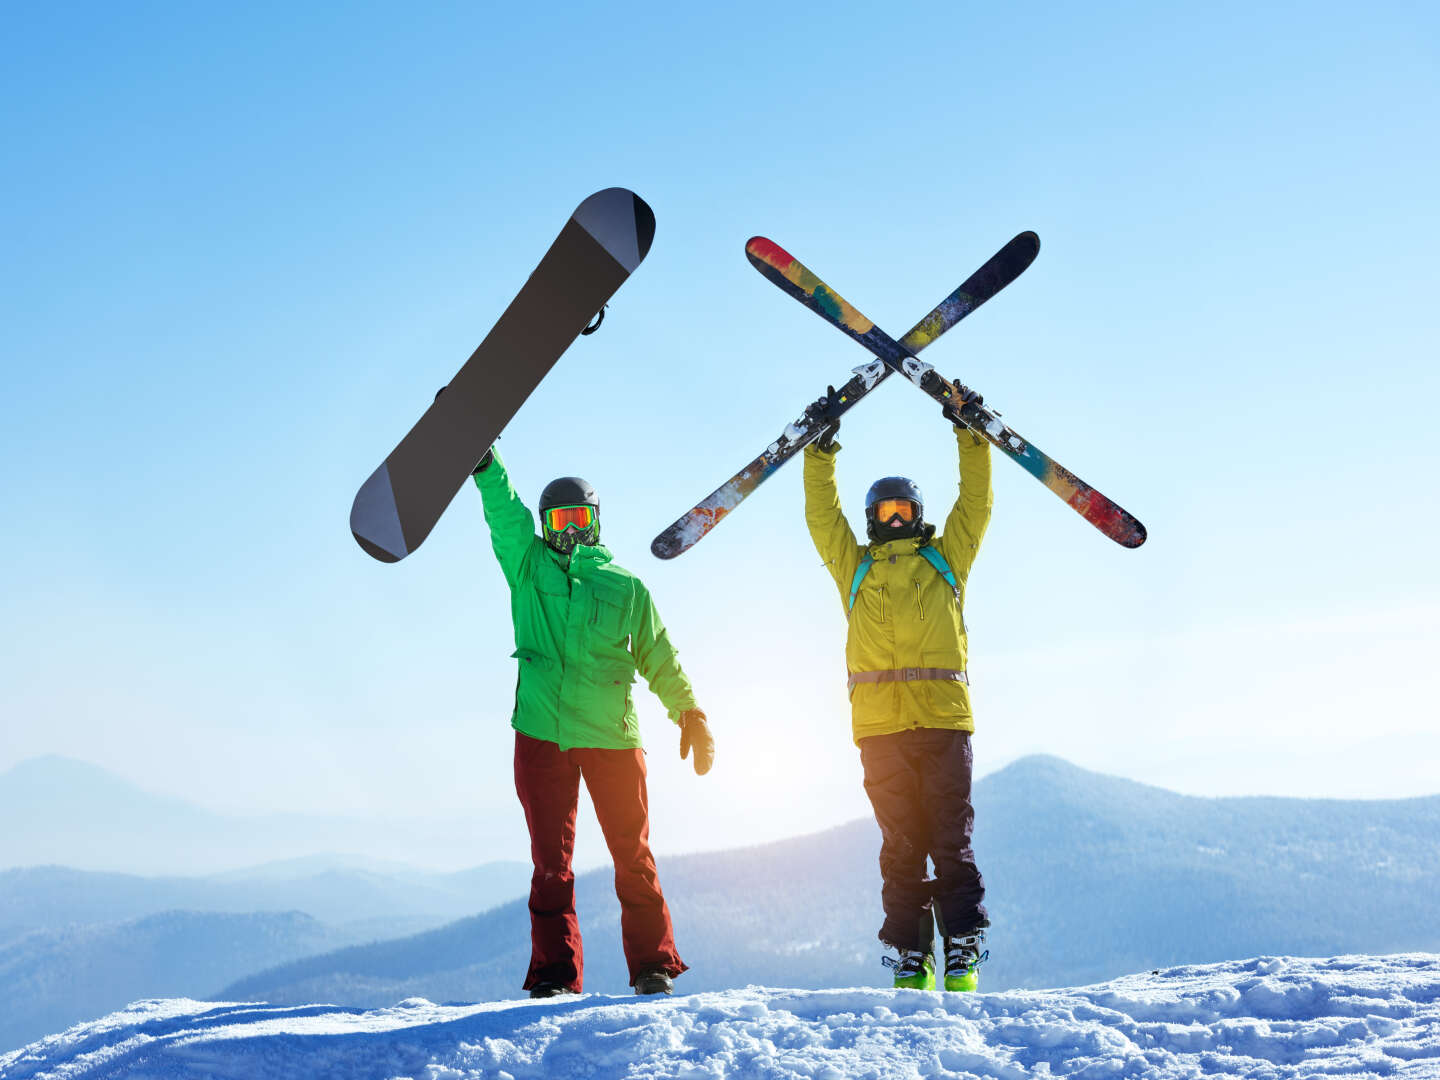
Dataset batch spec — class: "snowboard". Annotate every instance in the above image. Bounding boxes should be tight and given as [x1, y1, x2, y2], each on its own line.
[350, 188, 656, 562]
[649, 232, 1040, 559]
[746, 237, 1147, 549]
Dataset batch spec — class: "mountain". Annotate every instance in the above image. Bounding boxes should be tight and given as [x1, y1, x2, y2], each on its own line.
[222, 755, 1440, 1005]
[0, 858, 530, 1050]
[0, 859, 530, 947]
[0, 910, 350, 1053]
[0, 756, 498, 875]
[8, 954, 1439, 1079]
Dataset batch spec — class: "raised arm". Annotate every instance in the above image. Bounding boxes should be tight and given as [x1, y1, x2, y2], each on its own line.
[937, 425, 993, 580]
[803, 442, 864, 606]
[472, 447, 537, 588]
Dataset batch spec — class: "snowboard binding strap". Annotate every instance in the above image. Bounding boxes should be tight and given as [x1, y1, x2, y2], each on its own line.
[580, 305, 607, 335]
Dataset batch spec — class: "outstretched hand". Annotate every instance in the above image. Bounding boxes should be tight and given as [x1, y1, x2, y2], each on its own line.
[678, 708, 714, 776]
[942, 380, 983, 425]
[809, 385, 842, 452]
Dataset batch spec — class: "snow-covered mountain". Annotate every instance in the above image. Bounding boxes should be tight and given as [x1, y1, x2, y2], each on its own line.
[4, 954, 1437, 1079]
[223, 755, 1440, 1006]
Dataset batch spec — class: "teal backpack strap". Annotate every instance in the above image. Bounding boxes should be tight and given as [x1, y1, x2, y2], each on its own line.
[847, 552, 875, 613]
[917, 545, 962, 605]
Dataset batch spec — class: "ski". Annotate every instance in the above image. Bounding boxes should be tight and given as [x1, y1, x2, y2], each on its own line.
[650, 232, 1040, 559]
[745, 237, 1147, 549]
[351, 188, 655, 562]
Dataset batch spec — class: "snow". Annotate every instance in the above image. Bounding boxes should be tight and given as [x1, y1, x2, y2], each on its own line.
[3, 955, 1438, 1079]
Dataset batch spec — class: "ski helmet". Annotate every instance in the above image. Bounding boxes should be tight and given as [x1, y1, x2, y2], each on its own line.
[865, 476, 925, 541]
[539, 476, 600, 554]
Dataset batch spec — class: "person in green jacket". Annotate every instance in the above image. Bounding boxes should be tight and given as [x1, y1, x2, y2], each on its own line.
[802, 384, 992, 993]
[471, 444, 713, 999]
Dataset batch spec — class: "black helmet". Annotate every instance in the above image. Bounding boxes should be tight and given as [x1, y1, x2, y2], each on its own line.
[539, 476, 600, 554]
[865, 476, 925, 541]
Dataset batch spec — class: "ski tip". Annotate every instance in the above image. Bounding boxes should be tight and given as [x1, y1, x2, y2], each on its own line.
[1012, 231, 1041, 264]
[574, 188, 654, 273]
[650, 533, 681, 560]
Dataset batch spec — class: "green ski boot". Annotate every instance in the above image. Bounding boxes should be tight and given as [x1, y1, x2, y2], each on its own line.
[884, 947, 936, 990]
[942, 930, 988, 992]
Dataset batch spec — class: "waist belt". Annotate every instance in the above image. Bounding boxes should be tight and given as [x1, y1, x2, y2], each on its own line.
[847, 667, 969, 689]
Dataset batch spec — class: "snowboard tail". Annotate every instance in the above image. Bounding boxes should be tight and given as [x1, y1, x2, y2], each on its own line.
[649, 232, 1040, 559]
[352, 189, 655, 562]
[745, 237, 1147, 549]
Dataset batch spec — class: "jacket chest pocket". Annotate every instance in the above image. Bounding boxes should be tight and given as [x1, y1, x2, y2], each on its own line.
[854, 584, 889, 623]
[534, 562, 569, 597]
[589, 584, 630, 640]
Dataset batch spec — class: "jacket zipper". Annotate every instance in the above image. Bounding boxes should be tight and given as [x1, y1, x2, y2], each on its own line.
[914, 581, 925, 621]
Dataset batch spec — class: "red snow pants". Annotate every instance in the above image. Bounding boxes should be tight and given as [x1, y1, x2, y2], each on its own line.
[512, 731, 686, 992]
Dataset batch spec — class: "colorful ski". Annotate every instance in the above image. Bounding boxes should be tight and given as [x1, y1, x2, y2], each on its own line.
[351, 188, 655, 563]
[650, 232, 1040, 559]
[745, 237, 1147, 549]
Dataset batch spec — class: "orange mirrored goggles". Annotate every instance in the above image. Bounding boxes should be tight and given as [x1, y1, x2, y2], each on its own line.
[543, 504, 595, 533]
[873, 497, 918, 523]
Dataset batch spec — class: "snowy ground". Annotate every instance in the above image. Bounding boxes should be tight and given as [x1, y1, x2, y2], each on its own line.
[3, 955, 1438, 1079]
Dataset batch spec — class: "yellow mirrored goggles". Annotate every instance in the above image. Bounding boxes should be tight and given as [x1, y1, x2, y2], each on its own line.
[873, 497, 918, 523]
[543, 504, 595, 533]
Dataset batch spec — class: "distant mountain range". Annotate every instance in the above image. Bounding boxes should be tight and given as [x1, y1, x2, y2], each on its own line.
[223, 755, 1440, 1005]
[0, 852, 529, 1051]
[0, 755, 502, 874]
[5, 754, 1438, 1053]
[0, 859, 530, 946]
[0, 910, 347, 1054]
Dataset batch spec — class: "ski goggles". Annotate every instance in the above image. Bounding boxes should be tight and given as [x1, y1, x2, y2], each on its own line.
[873, 498, 918, 523]
[543, 505, 595, 533]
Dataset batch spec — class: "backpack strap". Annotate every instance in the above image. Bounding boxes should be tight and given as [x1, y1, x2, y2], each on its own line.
[848, 546, 961, 613]
[917, 545, 962, 606]
[847, 552, 874, 613]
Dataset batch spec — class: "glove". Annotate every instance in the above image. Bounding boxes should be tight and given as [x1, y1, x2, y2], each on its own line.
[808, 385, 842, 453]
[678, 708, 714, 776]
[943, 380, 983, 425]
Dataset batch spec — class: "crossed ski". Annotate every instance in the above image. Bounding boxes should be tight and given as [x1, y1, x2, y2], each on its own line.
[652, 233, 1146, 557]
[744, 238, 1147, 549]
[650, 233, 1041, 558]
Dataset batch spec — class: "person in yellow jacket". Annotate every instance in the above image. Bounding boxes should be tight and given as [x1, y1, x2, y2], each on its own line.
[802, 384, 992, 992]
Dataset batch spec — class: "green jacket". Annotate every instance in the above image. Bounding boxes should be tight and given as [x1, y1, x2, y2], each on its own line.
[474, 449, 697, 750]
[804, 426, 992, 744]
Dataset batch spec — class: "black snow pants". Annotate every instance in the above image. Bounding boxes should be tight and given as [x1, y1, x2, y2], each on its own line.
[858, 727, 987, 950]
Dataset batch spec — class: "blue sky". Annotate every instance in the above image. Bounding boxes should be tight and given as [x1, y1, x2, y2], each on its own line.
[3, 2, 1437, 870]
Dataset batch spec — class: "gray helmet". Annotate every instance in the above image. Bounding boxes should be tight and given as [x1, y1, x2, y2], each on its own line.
[539, 476, 599, 554]
[865, 476, 925, 541]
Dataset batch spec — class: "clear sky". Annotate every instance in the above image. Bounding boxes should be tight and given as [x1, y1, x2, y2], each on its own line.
[3, 2, 1437, 871]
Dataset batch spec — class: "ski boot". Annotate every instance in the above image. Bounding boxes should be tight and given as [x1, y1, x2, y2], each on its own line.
[942, 929, 989, 992]
[529, 982, 577, 999]
[633, 969, 674, 995]
[883, 947, 936, 990]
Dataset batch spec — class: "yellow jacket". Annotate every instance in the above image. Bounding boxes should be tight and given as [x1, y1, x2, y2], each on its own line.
[804, 427, 992, 744]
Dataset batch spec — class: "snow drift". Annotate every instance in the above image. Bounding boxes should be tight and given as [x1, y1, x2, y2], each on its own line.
[3, 954, 1437, 1079]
